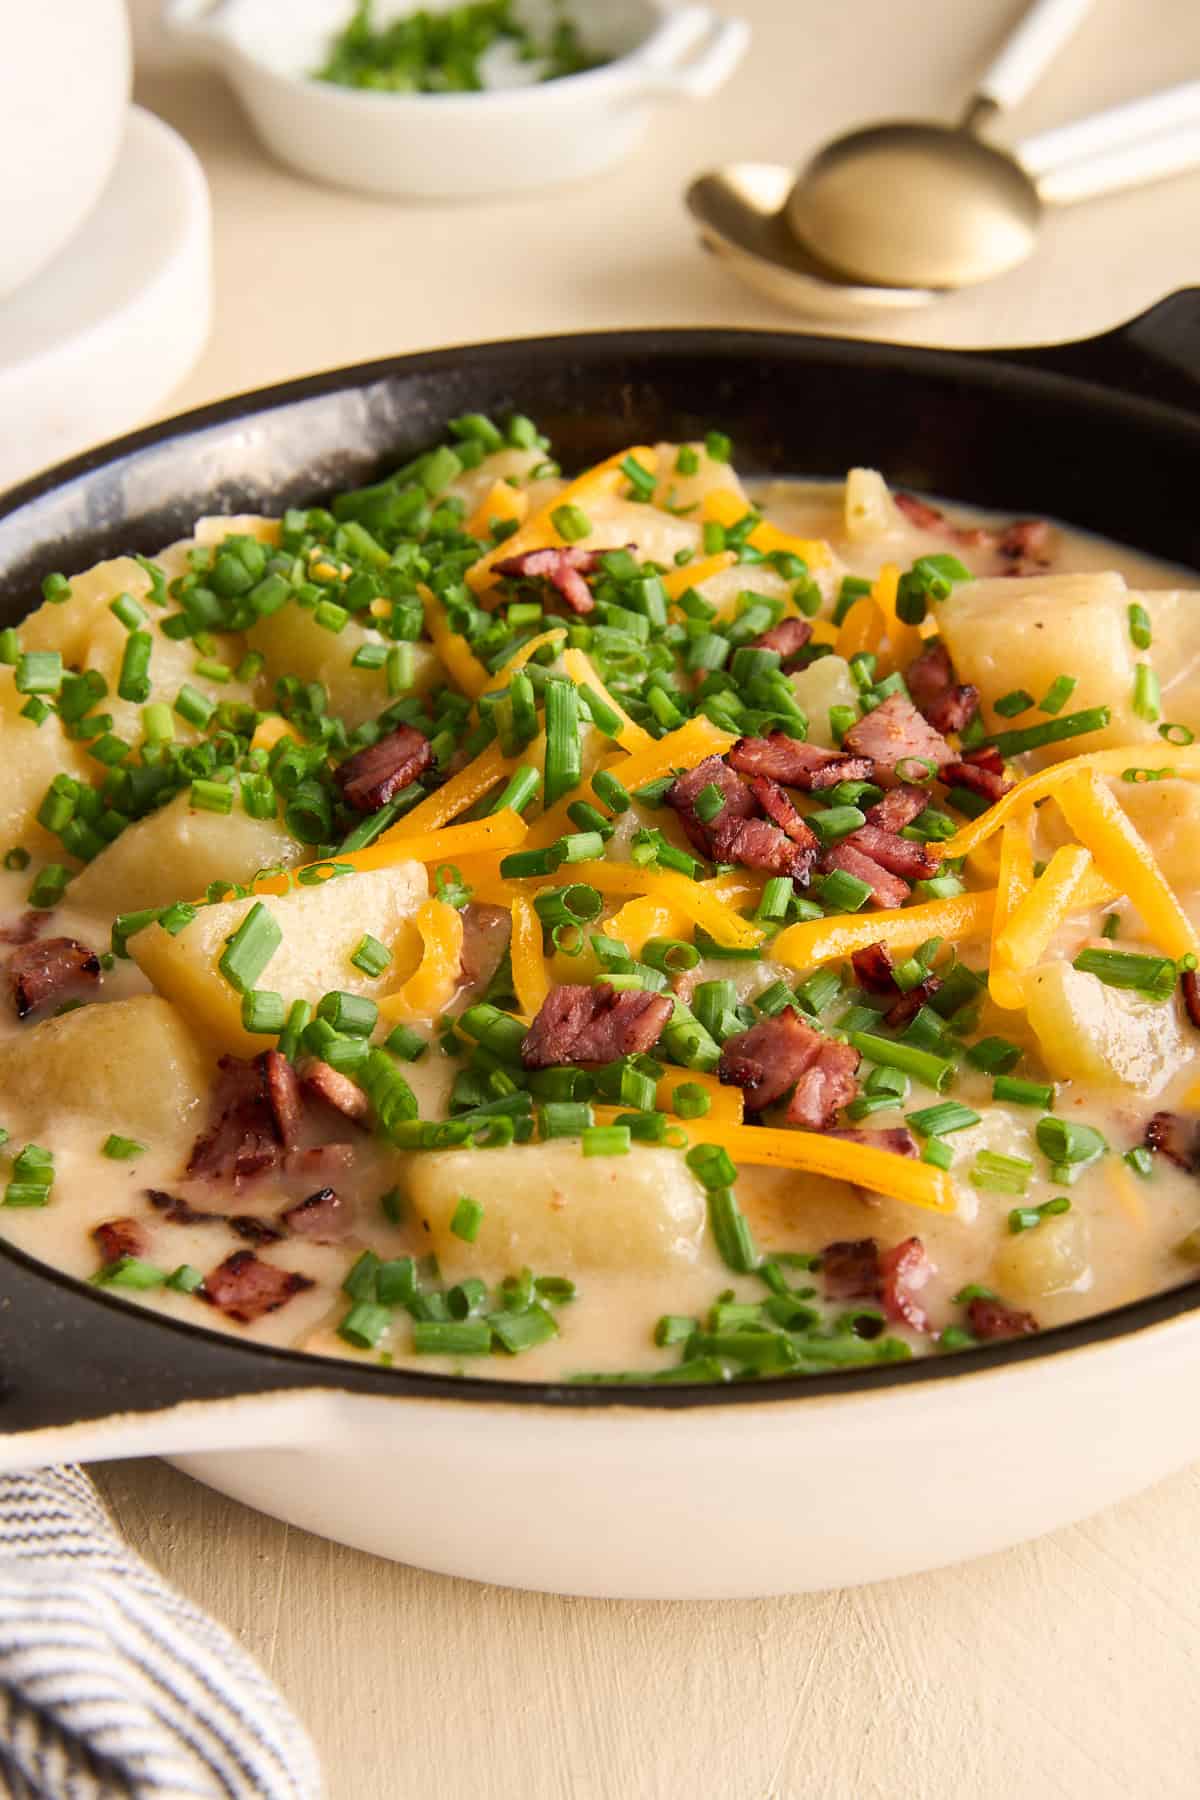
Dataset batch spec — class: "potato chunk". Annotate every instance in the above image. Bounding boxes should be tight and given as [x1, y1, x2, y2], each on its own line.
[84, 612, 252, 745]
[405, 1141, 707, 1274]
[70, 789, 305, 919]
[19, 556, 154, 662]
[132, 862, 429, 1056]
[938, 572, 1150, 755]
[1025, 961, 1182, 1094]
[790, 654, 859, 747]
[0, 996, 210, 1141]
[844, 468, 901, 541]
[993, 1213, 1090, 1301]
[247, 604, 440, 730]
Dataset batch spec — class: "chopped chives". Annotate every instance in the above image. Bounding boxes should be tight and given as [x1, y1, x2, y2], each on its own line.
[906, 1102, 980, 1137]
[166, 1264, 204, 1294]
[190, 778, 233, 814]
[1124, 1145, 1154, 1178]
[1101, 912, 1120, 940]
[142, 701, 174, 743]
[1127, 602, 1152, 649]
[412, 1320, 492, 1356]
[1073, 947, 1177, 1000]
[538, 1101, 594, 1138]
[847, 1031, 954, 1091]
[1036, 1115, 1106, 1175]
[316, 990, 378, 1036]
[686, 1142, 738, 1190]
[818, 869, 874, 913]
[982, 706, 1110, 757]
[490, 1305, 559, 1354]
[704, 430, 732, 463]
[110, 591, 147, 630]
[101, 1134, 146, 1160]
[174, 683, 216, 727]
[242, 989, 286, 1034]
[922, 1137, 955, 1170]
[490, 764, 541, 816]
[383, 1022, 426, 1061]
[217, 901, 282, 995]
[14, 651, 62, 695]
[350, 932, 392, 978]
[339, 1302, 391, 1349]
[591, 768, 631, 813]
[1160, 722, 1195, 746]
[582, 1125, 631, 1157]
[994, 689, 1034, 718]
[1132, 663, 1161, 723]
[543, 678, 581, 807]
[655, 1313, 698, 1346]
[551, 503, 591, 542]
[965, 1036, 1021, 1074]
[993, 1075, 1054, 1108]
[1008, 1196, 1071, 1234]
[693, 782, 726, 825]
[1038, 673, 1077, 714]
[92, 1257, 166, 1290]
[277, 999, 313, 1063]
[621, 454, 657, 498]
[41, 573, 72, 604]
[707, 1188, 758, 1273]
[970, 1150, 1033, 1195]
[671, 1082, 711, 1119]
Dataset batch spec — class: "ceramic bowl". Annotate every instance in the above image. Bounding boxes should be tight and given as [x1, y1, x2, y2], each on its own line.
[162, 0, 749, 197]
[0, 300, 1197, 1598]
[0, 0, 132, 298]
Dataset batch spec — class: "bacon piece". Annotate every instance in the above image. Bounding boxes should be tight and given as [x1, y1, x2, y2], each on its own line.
[942, 758, 1013, 805]
[493, 545, 604, 616]
[882, 976, 942, 1029]
[997, 519, 1054, 569]
[895, 493, 945, 531]
[904, 641, 978, 736]
[298, 1057, 371, 1125]
[851, 942, 897, 995]
[746, 775, 821, 853]
[665, 754, 755, 856]
[865, 784, 928, 833]
[1183, 970, 1200, 1031]
[521, 983, 672, 1069]
[841, 823, 936, 880]
[785, 1038, 861, 1129]
[0, 911, 50, 946]
[146, 1189, 224, 1228]
[843, 695, 954, 780]
[334, 724, 433, 813]
[460, 901, 512, 990]
[880, 1236, 934, 1332]
[264, 1049, 303, 1149]
[280, 1187, 350, 1243]
[751, 616, 812, 666]
[229, 1214, 286, 1246]
[5, 936, 101, 1020]
[820, 842, 910, 910]
[710, 814, 814, 883]
[967, 1296, 1039, 1340]
[728, 733, 873, 791]
[92, 1218, 149, 1265]
[1144, 1111, 1200, 1172]
[718, 1010, 824, 1112]
[283, 1144, 356, 1182]
[187, 1055, 285, 1186]
[823, 1126, 920, 1158]
[820, 1238, 881, 1300]
[201, 1250, 314, 1324]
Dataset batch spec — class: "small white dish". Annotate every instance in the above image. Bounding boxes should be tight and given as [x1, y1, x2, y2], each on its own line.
[0, 0, 131, 299]
[163, 0, 749, 199]
[0, 107, 212, 496]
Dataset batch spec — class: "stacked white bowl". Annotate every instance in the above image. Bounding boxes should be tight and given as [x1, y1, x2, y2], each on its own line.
[0, 1, 212, 492]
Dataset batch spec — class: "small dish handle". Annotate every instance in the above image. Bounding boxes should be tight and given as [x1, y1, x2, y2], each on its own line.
[635, 7, 750, 101]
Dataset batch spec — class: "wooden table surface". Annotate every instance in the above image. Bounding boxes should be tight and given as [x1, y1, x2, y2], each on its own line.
[102, 1, 1200, 1793]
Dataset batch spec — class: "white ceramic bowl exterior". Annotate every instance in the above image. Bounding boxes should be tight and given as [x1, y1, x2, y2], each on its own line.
[0, 0, 132, 299]
[0, 109, 213, 494]
[1, 1308, 1196, 1598]
[163, 0, 749, 197]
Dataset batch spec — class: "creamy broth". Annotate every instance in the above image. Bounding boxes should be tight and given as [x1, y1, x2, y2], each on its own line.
[2, 433, 1198, 1385]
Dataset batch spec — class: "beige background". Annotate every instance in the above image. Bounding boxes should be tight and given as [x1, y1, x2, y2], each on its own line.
[96, 0, 1200, 1794]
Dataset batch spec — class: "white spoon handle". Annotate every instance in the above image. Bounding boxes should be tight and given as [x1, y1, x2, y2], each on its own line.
[1018, 81, 1200, 175]
[973, 0, 1095, 114]
[1034, 121, 1200, 205]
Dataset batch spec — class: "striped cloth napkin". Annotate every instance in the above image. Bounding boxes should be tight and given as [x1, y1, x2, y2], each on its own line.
[0, 1465, 320, 1799]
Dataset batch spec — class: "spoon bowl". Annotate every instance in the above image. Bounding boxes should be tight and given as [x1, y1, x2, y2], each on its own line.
[785, 121, 1044, 290]
[685, 162, 940, 320]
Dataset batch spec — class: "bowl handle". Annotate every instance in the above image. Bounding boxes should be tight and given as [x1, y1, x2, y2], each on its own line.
[0, 1244, 324, 1471]
[634, 7, 750, 100]
[979, 289, 1200, 416]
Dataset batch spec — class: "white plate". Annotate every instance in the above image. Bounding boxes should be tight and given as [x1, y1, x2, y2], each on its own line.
[0, 107, 211, 495]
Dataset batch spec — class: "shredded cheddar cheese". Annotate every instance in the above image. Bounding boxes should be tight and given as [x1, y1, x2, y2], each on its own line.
[661, 551, 737, 601]
[377, 898, 464, 1024]
[419, 584, 491, 698]
[605, 894, 686, 956]
[344, 808, 529, 874]
[249, 715, 298, 754]
[564, 862, 763, 949]
[387, 742, 520, 837]
[677, 1120, 956, 1213]
[988, 817, 1036, 1010]
[561, 646, 654, 751]
[933, 743, 1200, 862]
[774, 891, 996, 973]
[699, 489, 831, 567]
[466, 478, 529, 541]
[991, 844, 1093, 1005]
[836, 595, 886, 661]
[1054, 771, 1200, 961]
[509, 894, 551, 1020]
[482, 627, 567, 694]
